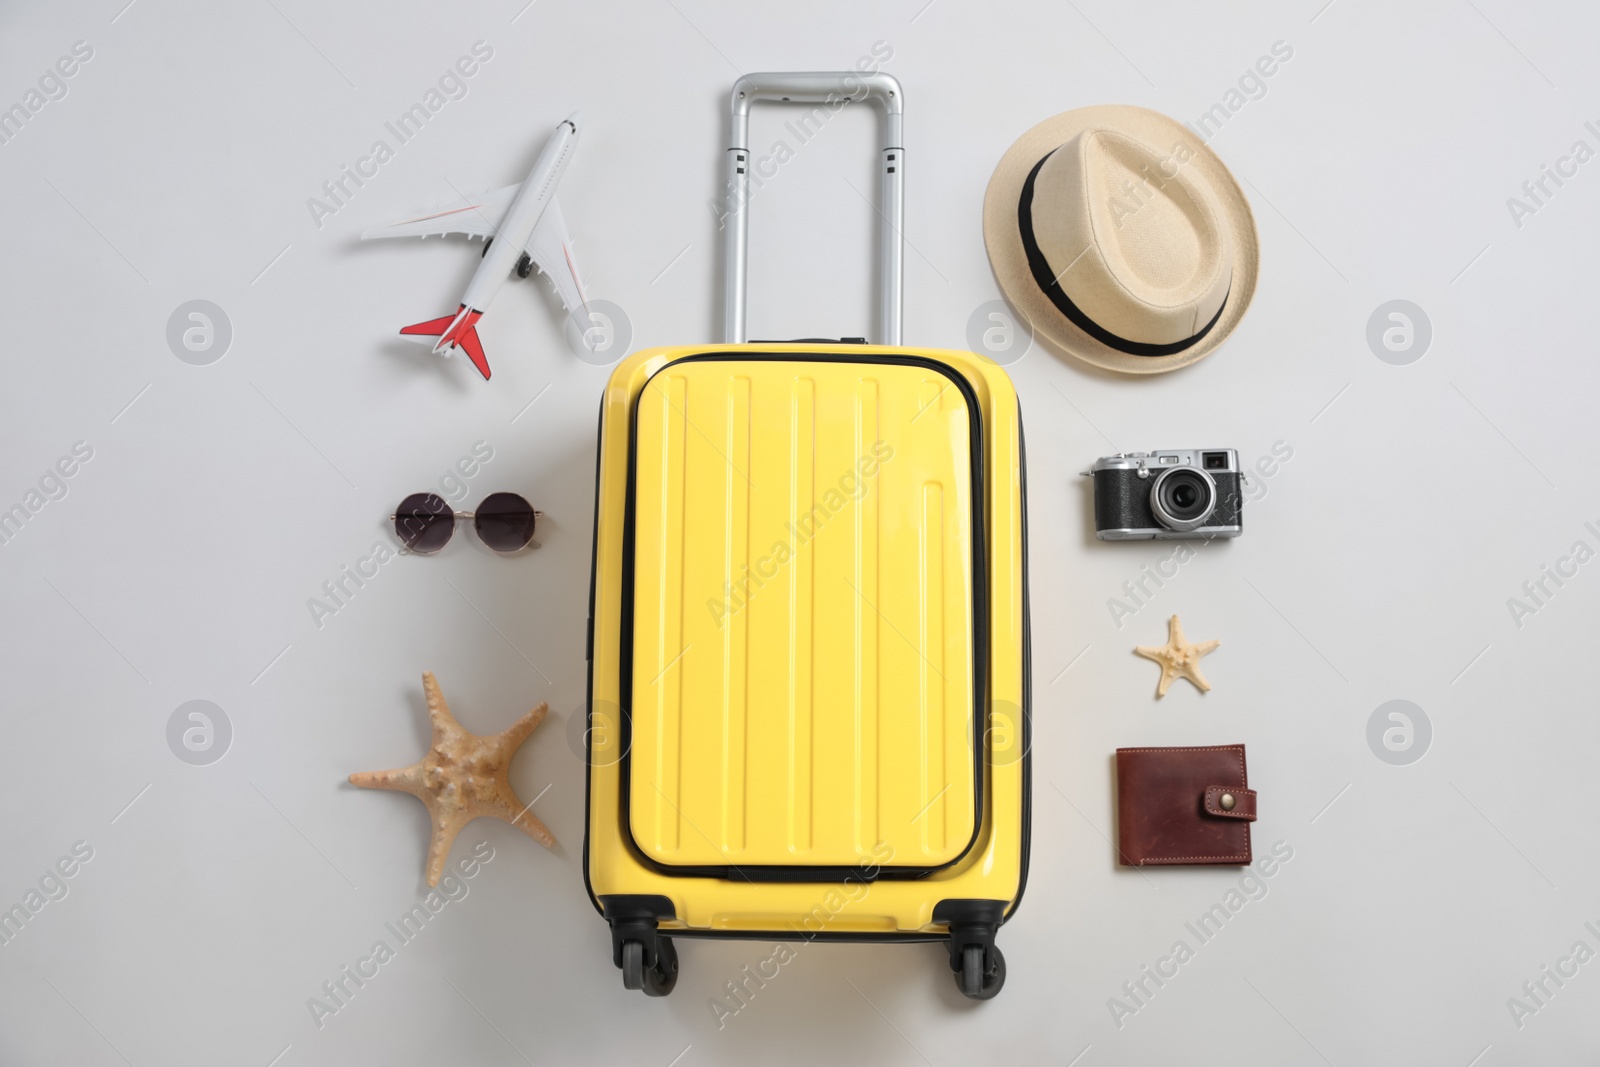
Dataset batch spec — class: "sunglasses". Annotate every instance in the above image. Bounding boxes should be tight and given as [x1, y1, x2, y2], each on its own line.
[391, 491, 540, 554]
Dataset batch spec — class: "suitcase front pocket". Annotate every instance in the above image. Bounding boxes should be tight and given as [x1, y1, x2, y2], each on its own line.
[621, 355, 985, 877]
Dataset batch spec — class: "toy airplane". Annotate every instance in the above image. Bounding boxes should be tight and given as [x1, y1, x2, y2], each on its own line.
[362, 112, 587, 380]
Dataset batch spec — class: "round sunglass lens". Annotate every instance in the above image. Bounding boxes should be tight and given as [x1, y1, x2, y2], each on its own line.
[474, 492, 536, 552]
[394, 492, 454, 553]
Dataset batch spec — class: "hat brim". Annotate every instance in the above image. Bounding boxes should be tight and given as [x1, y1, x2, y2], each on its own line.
[983, 105, 1258, 375]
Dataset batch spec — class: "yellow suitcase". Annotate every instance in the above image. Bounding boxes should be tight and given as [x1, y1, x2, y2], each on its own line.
[584, 73, 1031, 1000]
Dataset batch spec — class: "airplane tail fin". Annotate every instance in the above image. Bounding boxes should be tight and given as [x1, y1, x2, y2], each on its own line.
[399, 310, 461, 339]
[399, 305, 490, 380]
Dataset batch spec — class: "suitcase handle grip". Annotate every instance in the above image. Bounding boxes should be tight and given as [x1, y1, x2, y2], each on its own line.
[722, 72, 904, 346]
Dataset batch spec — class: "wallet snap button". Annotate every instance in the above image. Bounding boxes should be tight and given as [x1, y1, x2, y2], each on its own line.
[1219, 793, 1236, 811]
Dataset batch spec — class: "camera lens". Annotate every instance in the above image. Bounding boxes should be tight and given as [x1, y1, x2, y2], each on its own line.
[1150, 467, 1217, 533]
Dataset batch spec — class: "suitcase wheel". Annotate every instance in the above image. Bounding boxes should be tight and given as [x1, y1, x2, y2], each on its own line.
[621, 936, 678, 997]
[935, 900, 1009, 1001]
[956, 944, 1006, 1000]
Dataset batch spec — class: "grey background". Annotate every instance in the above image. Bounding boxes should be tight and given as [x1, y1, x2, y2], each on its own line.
[2, 0, 1596, 1064]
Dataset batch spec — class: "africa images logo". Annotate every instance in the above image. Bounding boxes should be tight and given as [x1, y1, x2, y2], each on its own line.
[0, 440, 94, 548]
[1504, 520, 1600, 629]
[1504, 119, 1600, 230]
[306, 841, 495, 1030]
[0, 40, 94, 147]
[706, 441, 894, 628]
[1106, 840, 1294, 1028]
[304, 42, 494, 229]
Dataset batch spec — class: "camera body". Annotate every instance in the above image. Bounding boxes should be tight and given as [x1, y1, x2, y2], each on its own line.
[1088, 449, 1244, 540]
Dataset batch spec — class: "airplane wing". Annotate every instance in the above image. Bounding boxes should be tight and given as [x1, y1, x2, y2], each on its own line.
[523, 196, 588, 314]
[361, 184, 519, 240]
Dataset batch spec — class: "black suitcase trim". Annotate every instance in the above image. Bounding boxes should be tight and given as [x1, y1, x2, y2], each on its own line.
[617, 351, 987, 881]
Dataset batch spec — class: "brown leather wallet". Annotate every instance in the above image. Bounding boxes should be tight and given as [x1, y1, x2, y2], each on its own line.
[1115, 744, 1256, 866]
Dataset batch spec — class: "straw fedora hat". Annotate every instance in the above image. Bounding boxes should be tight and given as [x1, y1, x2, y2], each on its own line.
[983, 105, 1258, 374]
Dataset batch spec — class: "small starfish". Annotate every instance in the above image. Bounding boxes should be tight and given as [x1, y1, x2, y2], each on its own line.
[351, 672, 555, 885]
[1134, 615, 1220, 698]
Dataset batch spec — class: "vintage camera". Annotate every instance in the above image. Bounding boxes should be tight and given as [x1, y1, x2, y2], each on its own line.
[1086, 449, 1244, 540]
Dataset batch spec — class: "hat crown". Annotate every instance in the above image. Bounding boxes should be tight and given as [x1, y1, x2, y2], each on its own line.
[1031, 128, 1231, 346]
[1081, 131, 1217, 293]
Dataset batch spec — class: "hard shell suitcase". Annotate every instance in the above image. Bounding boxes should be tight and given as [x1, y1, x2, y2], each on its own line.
[584, 72, 1031, 1000]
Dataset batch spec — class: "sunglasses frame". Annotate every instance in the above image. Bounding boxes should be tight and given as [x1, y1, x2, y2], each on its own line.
[390, 491, 543, 554]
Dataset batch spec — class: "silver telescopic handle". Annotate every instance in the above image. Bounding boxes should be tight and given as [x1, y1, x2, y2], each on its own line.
[722, 72, 904, 345]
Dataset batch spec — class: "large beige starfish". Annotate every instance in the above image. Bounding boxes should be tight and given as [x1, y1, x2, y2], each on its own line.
[1134, 615, 1220, 698]
[351, 672, 555, 885]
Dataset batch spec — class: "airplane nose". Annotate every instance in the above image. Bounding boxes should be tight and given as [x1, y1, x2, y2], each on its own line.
[564, 110, 583, 133]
